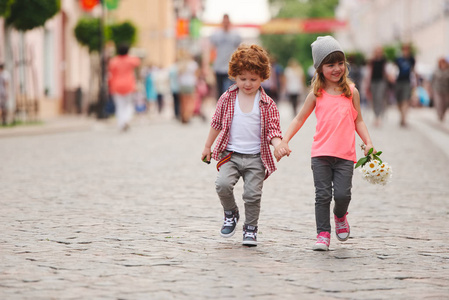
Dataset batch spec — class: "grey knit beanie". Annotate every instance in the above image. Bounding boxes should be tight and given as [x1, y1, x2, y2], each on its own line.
[311, 36, 344, 69]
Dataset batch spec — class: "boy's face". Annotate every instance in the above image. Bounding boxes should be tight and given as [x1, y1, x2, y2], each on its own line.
[235, 70, 263, 97]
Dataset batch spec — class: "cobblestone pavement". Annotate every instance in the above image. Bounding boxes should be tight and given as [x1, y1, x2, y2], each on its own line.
[1, 103, 448, 299]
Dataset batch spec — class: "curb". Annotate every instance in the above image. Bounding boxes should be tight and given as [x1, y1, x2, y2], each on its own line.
[0, 117, 97, 138]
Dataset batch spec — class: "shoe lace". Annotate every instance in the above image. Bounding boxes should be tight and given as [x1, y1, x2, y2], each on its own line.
[223, 217, 235, 227]
[244, 230, 256, 239]
[335, 219, 348, 231]
[317, 235, 329, 244]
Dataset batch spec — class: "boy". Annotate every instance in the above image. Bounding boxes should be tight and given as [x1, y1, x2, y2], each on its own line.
[201, 44, 282, 246]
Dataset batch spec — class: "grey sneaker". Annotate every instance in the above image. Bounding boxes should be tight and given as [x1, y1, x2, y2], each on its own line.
[220, 210, 239, 238]
[242, 224, 258, 247]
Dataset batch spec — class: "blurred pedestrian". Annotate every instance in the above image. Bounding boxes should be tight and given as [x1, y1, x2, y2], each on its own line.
[193, 67, 208, 122]
[108, 44, 141, 131]
[431, 57, 449, 121]
[142, 64, 158, 114]
[347, 53, 363, 90]
[366, 46, 389, 127]
[169, 59, 181, 120]
[178, 50, 199, 123]
[200, 44, 282, 247]
[284, 58, 306, 117]
[261, 56, 283, 102]
[0, 63, 10, 126]
[209, 14, 241, 97]
[394, 43, 416, 127]
[274, 36, 376, 251]
[154, 65, 169, 115]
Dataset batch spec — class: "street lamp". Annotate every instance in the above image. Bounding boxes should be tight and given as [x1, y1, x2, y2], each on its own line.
[97, 0, 108, 119]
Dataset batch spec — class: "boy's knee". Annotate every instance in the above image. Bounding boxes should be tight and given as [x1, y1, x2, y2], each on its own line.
[242, 190, 262, 205]
[215, 179, 233, 196]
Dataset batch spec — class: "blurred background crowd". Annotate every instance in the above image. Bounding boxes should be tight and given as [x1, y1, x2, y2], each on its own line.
[0, 0, 448, 129]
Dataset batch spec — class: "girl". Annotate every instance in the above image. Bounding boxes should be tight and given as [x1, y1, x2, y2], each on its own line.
[274, 36, 376, 251]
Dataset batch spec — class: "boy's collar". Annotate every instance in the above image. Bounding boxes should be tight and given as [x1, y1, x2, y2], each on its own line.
[228, 84, 269, 104]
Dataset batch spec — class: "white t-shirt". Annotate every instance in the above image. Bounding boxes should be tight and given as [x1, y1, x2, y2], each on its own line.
[210, 29, 241, 74]
[178, 60, 198, 89]
[226, 91, 261, 154]
[284, 66, 304, 95]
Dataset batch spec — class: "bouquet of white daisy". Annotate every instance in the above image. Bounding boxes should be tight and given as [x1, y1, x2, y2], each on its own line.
[355, 145, 392, 185]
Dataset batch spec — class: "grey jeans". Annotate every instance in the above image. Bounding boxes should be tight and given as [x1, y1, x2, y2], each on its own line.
[311, 156, 354, 234]
[215, 151, 266, 226]
[370, 80, 387, 117]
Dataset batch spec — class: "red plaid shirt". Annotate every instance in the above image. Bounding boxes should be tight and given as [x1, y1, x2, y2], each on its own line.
[211, 84, 282, 179]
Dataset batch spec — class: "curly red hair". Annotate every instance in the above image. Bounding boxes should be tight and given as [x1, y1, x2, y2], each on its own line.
[228, 44, 271, 81]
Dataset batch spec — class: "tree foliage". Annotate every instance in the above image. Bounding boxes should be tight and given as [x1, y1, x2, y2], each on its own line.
[107, 21, 137, 49]
[0, 0, 12, 16]
[262, 0, 339, 72]
[74, 17, 102, 53]
[74, 18, 138, 53]
[3, 0, 60, 31]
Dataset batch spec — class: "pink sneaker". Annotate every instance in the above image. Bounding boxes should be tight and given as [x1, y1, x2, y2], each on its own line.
[313, 231, 330, 251]
[334, 212, 350, 241]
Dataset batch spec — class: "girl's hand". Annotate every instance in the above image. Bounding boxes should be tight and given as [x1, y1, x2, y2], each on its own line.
[274, 141, 292, 162]
[363, 143, 376, 156]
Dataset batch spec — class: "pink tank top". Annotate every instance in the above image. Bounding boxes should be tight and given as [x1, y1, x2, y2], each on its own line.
[311, 85, 358, 162]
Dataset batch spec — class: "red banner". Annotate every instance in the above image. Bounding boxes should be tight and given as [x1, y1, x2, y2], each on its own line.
[260, 18, 346, 34]
[302, 19, 346, 33]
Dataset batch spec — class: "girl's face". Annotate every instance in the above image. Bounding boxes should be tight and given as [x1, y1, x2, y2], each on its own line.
[321, 60, 345, 83]
[235, 70, 263, 97]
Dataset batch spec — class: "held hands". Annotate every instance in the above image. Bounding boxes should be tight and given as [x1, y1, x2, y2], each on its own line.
[274, 140, 292, 162]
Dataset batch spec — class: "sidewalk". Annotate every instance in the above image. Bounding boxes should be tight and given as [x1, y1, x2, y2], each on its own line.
[0, 115, 97, 138]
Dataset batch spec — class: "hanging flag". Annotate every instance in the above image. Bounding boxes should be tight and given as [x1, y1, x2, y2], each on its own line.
[176, 18, 189, 38]
[80, 0, 99, 11]
[105, 0, 119, 10]
[189, 17, 201, 39]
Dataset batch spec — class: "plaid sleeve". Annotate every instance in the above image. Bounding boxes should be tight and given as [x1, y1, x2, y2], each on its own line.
[210, 94, 226, 131]
[266, 101, 283, 143]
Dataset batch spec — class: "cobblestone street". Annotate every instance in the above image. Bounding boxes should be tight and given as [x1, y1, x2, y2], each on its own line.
[1, 103, 448, 299]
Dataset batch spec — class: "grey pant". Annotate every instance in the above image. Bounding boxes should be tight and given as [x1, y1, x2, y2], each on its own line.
[370, 80, 387, 117]
[433, 92, 449, 121]
[311, 157, 354, 234]
[215, 152, 266, 226]
[395, 81, 412, 103]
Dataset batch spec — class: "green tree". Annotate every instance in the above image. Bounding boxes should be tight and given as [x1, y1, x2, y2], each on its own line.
[0, 0, 61, 124]
[74, 17, 103, 53]
[0, 0, 12, 16]
[262, 0, 339, 74]
[74, 18, 137, 52]
[3, 0, 60, 31]
[108, 21, 137, 49]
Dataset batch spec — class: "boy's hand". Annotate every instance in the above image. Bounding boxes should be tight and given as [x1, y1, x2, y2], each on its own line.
[274, 141, 292, 162]
[201, 147, 212, 164]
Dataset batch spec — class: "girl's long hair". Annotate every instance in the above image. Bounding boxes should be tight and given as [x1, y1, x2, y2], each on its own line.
[310, 51, 353, 98]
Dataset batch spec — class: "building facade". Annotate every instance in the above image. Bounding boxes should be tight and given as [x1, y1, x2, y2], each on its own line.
[336, 0, 449, 76]
[0, 0, 179, 120]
